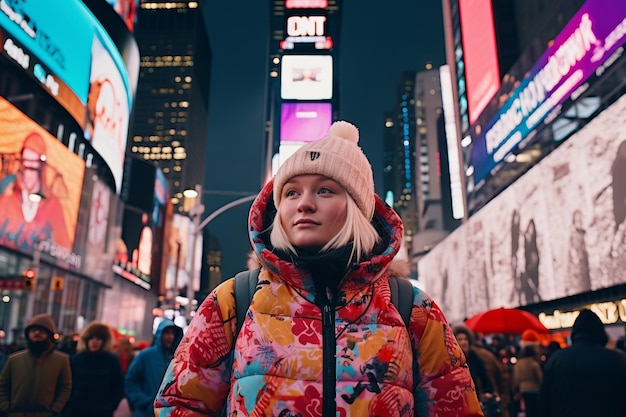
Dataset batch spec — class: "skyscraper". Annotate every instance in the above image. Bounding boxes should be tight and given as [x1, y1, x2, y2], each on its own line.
[128, 0, 210, 210]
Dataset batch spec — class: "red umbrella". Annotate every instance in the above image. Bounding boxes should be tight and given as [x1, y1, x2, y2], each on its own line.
[464, 307, 549, 334]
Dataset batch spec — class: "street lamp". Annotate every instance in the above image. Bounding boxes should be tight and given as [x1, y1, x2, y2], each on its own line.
[184, 184, 257, 322]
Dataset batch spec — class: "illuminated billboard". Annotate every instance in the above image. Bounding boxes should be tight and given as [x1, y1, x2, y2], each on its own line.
[281, 55, 333, 100]
[0, 97, 85, 268]
[419, 94, 626, 324]
[105, 0, 139, 32]
[280, 102, 332, 143]
[458, 0, 500, 124]
[0, 0, 134, 193]
[470, 0, 626, 185]
[286, 0, 328, 8]
[114, 208, 153, 289]
[163, 214, 203, 300]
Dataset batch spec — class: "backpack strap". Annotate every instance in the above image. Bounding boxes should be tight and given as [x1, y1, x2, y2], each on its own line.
[389, 277, 413, 328]
[233, 269, 260, 342]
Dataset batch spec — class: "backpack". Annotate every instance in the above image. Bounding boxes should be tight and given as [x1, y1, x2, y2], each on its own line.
[232, 269, 414, 340]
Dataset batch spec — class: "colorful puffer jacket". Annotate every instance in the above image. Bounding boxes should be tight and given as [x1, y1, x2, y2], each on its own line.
[155, 179, 483, 417]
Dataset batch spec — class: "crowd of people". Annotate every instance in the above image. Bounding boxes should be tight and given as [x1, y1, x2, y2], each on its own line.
[0, 314, 183, 417]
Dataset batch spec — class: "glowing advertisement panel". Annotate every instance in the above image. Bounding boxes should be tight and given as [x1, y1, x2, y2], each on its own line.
[281, 55, 333, 100]
[470, 0, 626, 184]
[280, 102, 332, 143]
[458, 0, 500, 124]
[286, 0, 327, 8]
[163, 214, 203, 301]
[0, 0, 133, 125]
[105, 0, 139, 32]
[114, 208, 153, 289]
[0, 97, 85, 269]
[419, 94, 626, 325]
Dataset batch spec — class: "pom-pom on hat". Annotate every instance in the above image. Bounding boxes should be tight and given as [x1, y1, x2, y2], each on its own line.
[273, 121, 375, 220]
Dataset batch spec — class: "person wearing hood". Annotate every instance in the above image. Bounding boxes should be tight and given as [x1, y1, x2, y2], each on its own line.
[538, 309, 626, 417]
[0, 314, 72, 416]
[154, 121, 483, 416]
[65, 321, 124, 417]
[125, 319, 182, 417]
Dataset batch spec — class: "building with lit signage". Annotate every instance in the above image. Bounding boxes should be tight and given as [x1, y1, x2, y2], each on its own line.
[419, 0, 626, 340]
[0, 0, 169, 341]
[266, 0, 342, 177]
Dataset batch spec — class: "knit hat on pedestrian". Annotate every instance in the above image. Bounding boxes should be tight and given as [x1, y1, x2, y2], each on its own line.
[571, 309, 608, 346]
[273, 121, 375, 220]
[520, 329, 541, 348]
[24, 313, 57, 340]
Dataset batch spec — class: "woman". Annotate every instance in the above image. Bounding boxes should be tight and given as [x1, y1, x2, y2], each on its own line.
[521, 219, 541, 304]
[514, 345, 542, 417]
[154, 121, 483, 416]
[452, 326, 495, 398]
[65, 321, 124, 417]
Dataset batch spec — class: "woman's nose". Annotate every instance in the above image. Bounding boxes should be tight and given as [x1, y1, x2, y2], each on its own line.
[297, 192, 316, 212]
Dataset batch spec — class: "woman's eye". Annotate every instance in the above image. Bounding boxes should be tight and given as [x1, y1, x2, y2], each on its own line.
[285, 189, 297, 197]
[319, 187, 334, 195]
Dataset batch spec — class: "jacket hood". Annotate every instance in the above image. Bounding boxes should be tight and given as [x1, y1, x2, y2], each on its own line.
[24, 313, 57, 339]
[571, 309, 608, 346]
[247, 179, 404, 291]
[77, 321, 114, 352]
[154, 318, 183, 350]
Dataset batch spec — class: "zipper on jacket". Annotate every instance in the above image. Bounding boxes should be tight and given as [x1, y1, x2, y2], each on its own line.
[322, 297, 336, 417]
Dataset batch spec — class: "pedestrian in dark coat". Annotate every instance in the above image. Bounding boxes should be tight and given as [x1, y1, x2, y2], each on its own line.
[539, 309, 626, 417]
[65, 321, 124, 417]
[0, 314, 72, 417]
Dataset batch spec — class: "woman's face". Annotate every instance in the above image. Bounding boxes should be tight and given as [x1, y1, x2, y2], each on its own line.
[87, 336, 104, 352]
[278, 174, 347, 249]
[455, 332, 470, 353]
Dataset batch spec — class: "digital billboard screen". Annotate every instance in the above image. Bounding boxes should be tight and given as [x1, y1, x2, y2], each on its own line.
[419, 93, 626, 325]
[0, 0, 133, 193]
[280, 102, 332, 143]
[114, 208, 153, 290]
[470, 0, 626, 185]
[0, 97, 85, 268]
[281, 55, 333, 100]
[458, 0, 500, 124]
[286, 0, 328, 8]
[163, 214, 203, 300]
[105, 0, 139, 32]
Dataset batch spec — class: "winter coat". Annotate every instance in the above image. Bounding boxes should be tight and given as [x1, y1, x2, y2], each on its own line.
[0, 346, 72, 416]
[65, 350, 124, 417]
[513, 357, 542, 393]
[539, 309, 626, 417]
[125, 319, 183, 417]
[154, 180, 483, 417]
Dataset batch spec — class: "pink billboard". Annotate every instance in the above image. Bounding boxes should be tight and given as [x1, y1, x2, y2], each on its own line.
[280, 102, 332, 143]
[459, 0, 500, 124]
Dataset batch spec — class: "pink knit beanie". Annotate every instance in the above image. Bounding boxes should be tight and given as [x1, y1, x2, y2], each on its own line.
[273, 121, 375, 220]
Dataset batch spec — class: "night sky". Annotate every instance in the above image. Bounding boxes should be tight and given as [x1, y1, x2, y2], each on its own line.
[202, 1, 446, 278]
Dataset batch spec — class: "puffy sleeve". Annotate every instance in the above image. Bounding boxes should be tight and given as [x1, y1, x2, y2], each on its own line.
[408, 288, 484, 417]
[154, 278, 237, 417]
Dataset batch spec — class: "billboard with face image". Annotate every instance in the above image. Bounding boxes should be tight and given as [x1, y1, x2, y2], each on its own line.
[0, 97, 85, 268]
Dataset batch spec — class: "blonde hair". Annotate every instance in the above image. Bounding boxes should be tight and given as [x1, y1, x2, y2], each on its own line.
[270, 193, 380, 264]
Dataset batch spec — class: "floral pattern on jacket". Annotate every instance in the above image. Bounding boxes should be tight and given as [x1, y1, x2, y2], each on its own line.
[154, 179, 483, 417]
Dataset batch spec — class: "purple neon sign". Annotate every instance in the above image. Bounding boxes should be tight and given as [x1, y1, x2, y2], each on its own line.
[471, 0, 626, 183]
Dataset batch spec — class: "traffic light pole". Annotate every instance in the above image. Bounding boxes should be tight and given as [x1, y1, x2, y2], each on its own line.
[184, 186, 257, 323]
